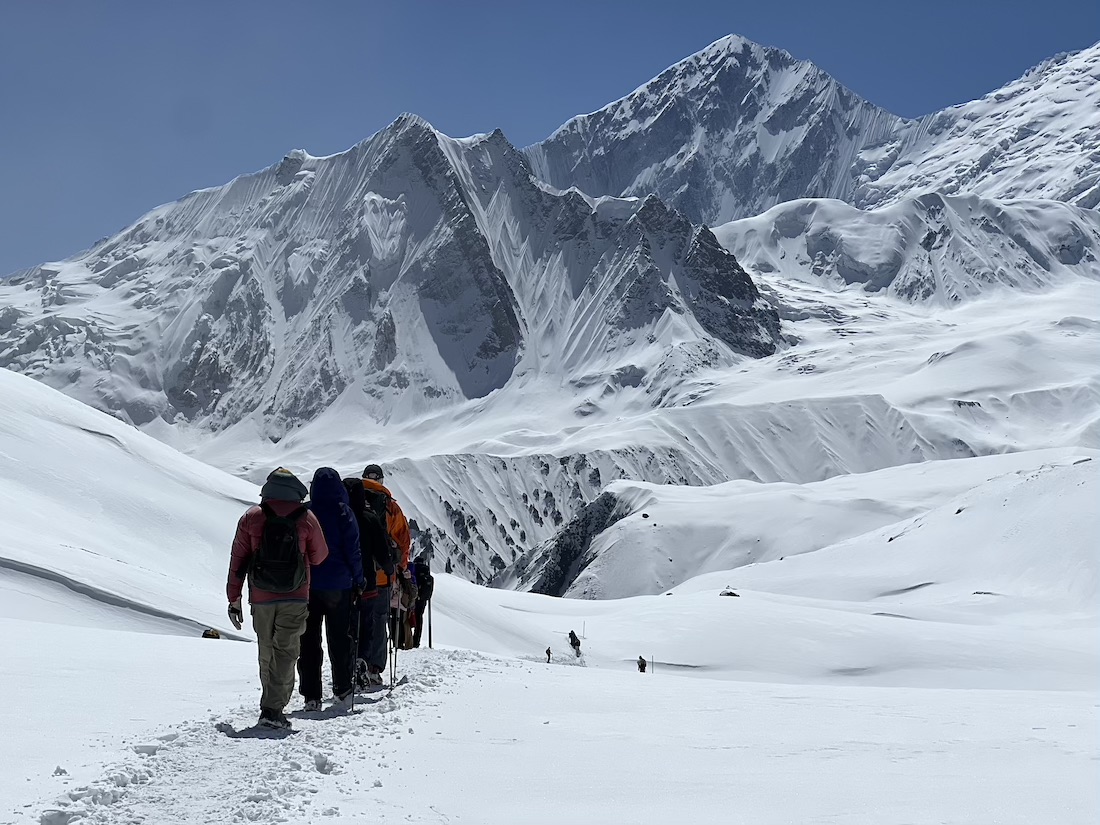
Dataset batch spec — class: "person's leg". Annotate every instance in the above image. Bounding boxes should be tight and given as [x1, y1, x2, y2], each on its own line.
[356, 593, 373, 662]
[412, 601, 426, 647]
[251, 603, 278, 713]
[268, 601, 309, 712]
[297, 593, 326, 702]
[368, 585, 391, 673]
[323, 589, 354, 697]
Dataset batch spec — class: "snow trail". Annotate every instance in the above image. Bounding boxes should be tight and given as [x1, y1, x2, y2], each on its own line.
[20, 648, 1097, 825]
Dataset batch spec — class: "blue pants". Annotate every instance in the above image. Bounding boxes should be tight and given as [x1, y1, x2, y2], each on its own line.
[357, 585, 390, 671]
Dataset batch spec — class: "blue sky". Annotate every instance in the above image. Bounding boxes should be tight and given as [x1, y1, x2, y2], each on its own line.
[1, 0, 1096, 275]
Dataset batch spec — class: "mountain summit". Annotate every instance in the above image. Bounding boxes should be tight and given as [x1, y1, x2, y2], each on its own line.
[525, 35, 904, 225]
[526, 37, 1100, 223]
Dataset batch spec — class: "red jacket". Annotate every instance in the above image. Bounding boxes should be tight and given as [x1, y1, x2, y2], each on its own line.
[227, 501, 329, 604]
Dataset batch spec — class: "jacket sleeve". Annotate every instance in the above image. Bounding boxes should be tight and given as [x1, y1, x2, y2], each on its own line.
[388, 500, 412, 570]
[304, 511, 330, 567]
[226, 511, 253, 603]
[341, 504, 365, 585]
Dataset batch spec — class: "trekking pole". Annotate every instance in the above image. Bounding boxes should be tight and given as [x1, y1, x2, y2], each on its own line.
[388, 601, 400, 689]
[390, 609, 401, 689]
[427, 598, 432, 649]
[348, 595, 361, 712]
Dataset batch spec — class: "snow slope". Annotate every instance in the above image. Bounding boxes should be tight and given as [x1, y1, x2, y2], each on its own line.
[8, 643, 1094, 825]
[501, 450, 1095, 599]
[1, 430, 1096, 821]
[0, 367, 257, 635]
[713, 193, 1100, 303]
[853, 44, 1100, 210]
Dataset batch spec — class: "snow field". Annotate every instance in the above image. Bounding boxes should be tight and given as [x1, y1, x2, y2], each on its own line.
[1, 290, 1098, 820]
[7, 642, 1095, 824]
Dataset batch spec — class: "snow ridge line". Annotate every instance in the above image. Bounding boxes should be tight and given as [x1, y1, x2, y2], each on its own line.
[28, 650, 493, 825]
[0, 557, 249, 642]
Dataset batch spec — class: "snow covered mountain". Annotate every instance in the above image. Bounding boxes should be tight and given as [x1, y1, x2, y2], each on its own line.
[712, 193, 1100, 302]
[852, 45, 1100, 210]
[525, 34, 904, 225]
[1, 35, 1098, 585]
[0, 115, 778, 441]
[526, 37, 1100, 223]
[2, 366, 1095, 821]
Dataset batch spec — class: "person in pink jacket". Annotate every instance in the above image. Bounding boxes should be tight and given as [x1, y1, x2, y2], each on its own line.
[227, 467, 328, 730]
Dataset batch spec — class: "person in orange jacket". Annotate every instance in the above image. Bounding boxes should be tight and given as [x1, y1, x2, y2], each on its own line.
[354, 463, 414, 686]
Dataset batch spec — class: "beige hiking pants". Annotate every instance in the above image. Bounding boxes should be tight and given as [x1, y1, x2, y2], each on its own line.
[251, 601, 308, 712]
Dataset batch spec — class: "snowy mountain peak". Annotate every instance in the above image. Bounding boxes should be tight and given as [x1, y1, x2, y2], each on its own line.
[0, 114, 782, 442]
[527, 36, 1100, 226]
[525, 33, 904, 225]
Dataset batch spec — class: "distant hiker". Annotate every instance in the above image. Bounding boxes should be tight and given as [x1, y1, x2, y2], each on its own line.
[356, 464, 413, 684]
[637, 656, 647, 673]
[546, 646, 551, 663]
[227, 468, 328, 730]
[568, 630, 581, 657]
[297, 468, 364, 711]
[411, 552, 434, 648]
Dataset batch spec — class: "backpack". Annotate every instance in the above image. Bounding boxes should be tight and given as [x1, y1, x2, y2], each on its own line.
[250, 503, 308, 593]
[344, 479, 396, 578]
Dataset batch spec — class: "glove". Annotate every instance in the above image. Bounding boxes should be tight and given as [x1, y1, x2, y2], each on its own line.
[353, 581, 367, 602]
[228, 599, 243, 630]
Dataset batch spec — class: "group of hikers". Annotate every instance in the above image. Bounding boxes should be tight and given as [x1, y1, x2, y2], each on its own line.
[226, 464, 434, 730]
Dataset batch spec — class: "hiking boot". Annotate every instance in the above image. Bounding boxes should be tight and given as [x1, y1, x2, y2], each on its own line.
[259, 708, 292, 730]
[354, 659, 369, 690]
[258, 712, 292, 730]
[303, 699, 322, 712]
[333, 689, 354, 708]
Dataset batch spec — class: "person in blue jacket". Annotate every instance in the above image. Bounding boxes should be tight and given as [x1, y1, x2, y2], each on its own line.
[297, 467, 364, 709]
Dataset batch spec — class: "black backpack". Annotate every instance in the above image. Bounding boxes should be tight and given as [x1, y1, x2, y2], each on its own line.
[344, 479, 396, 578]
[250, 503, 308, 593]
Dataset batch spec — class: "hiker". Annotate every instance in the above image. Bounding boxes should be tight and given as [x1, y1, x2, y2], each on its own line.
[545, 646, 551, 663]
[297, 468, 364, 711]
[411, 552, 434, 648]
[355, 463, 413, 684]
[393, 561, 419, 650]
[343, 476, 386, 689]
[227, 468, 328, 730]
[637, 656, 647, 673]
[569, 630, 581, 657]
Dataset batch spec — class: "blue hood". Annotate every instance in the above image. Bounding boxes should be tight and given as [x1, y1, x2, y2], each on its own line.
[307, 467, 364, 591]
[310, 467, 350, 508]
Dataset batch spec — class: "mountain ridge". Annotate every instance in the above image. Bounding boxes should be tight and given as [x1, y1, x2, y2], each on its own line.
[1, 34, 1097, 585]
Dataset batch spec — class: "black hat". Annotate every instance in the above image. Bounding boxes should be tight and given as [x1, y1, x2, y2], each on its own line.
[362, 464, 384, 480]
[260, 467, 308, 502]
